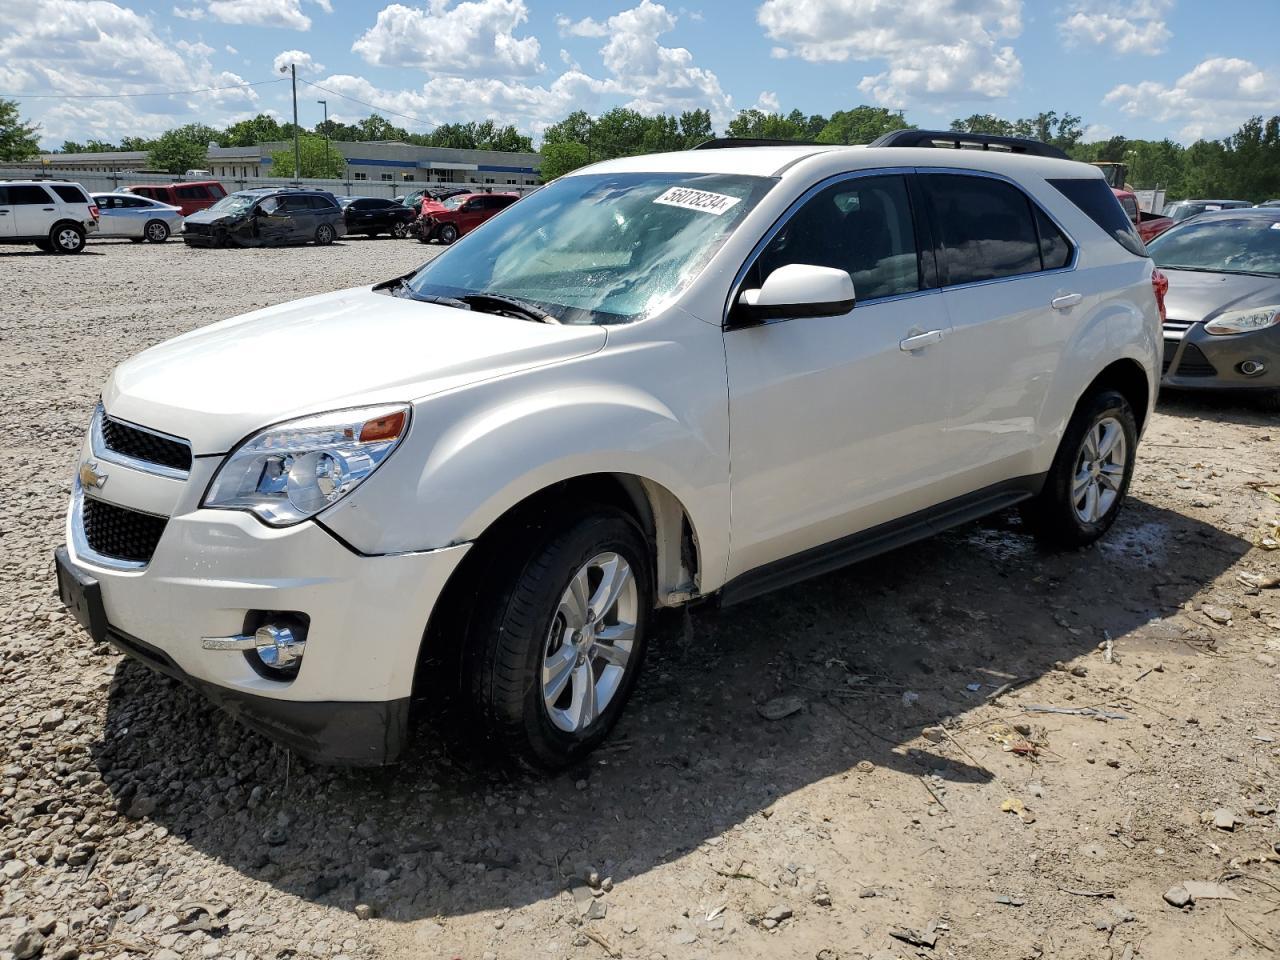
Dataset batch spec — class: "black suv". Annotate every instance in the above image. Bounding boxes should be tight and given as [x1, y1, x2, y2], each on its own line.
[338, 196, 417, 238]
[181, 188, 346, 248]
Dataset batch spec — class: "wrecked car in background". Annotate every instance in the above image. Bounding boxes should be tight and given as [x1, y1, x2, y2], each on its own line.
[181, 188, 346, 248]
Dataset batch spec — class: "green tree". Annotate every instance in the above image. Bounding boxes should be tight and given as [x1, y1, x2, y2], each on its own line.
[725, 108, 825, 141]
[223, 113, 284, 147]
[269, 134, 347, 178]
[543, 111, 595, 147]
[950, 114, 1015, 136]
[147, 123, 223, 173]
[679, 109, 714, 146]
[356, 114, 409, 142]
[540, 141, 590, 180]
[817, 105, 910, 145]
[0, 98, 41, 161]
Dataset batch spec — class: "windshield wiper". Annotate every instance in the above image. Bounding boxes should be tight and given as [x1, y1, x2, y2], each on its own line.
[1160, 266, 1277, 278]
[460, 293, 559, 324]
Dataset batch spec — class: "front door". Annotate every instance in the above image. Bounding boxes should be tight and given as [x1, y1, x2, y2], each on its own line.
[9, 184, 55, 238]
[724, 172, 957, 581]
[0, 187, 17, 239]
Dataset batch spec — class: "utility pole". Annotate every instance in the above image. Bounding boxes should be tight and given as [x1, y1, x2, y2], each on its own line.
[317, 99, 329, 178]
[279, 62, 300, 184]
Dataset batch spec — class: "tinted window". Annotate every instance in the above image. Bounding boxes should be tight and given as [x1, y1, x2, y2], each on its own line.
[309, 195, 337, 210]
[1148, 217, 1280, 278]
[1118, 195, 1139, 221]
[1035, 207, 1072, 270]
[122, 196, 150, 208]
[176, 185, 208, 200]
[93, 195, 115, 208]
[9, 185, 52, 204]
[754, 174, 920, 301]
[51, 184, 89, 204]
[925, 174, 1042, 285]
[0, 187, 7, 204]
[208, 184, 226, 198]
[1049, 178, 1146, 257]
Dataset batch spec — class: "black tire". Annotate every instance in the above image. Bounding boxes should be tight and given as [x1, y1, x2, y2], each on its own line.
[129, 238, 145, 243]
[50, 223, 85, 254]
[467, 507, 652, 770]
[392, 220, 410, 239]
[314, 223, 335, 245]
[438, 223, 458, 245]
[144, 220, 169, 243]
[1256, 391, 1280, 414]
[1022, 388, 1137, 549]
[34, 240, 52, 252]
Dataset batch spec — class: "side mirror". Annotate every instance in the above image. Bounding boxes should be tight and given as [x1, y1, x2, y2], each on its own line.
[737, 263, 856, 323]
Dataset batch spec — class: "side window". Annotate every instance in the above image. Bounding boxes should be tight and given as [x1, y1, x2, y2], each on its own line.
[51, 185, 89, 204]
[124, 196, 150, 208]
[924, 174, 1041, 285]
[1034, 208, 1072, 270]
[753, 174, 921, 302]
[208, 184, 226, 199]
[258, 196, 280, 215]
[1119, 195, 1139, 222]
[309, 195, 337, 210]
[93, 196, 113, 209]
[1048, 177, 1146, 257]
[9, 185, 53, 204]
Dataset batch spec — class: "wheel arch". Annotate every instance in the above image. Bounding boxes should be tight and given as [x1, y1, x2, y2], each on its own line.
[1083, 357, 1152, 434]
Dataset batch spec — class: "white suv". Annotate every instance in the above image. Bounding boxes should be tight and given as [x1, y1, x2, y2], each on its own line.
[0, 179, 99, 253]
[55, 134, 1163, 767]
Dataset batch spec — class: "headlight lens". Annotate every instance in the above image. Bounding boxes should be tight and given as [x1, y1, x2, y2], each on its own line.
[1204, 304, 1280, 336]
[203, 404, 410, 526]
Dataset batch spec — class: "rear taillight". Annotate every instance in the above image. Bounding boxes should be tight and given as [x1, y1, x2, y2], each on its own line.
[89, 205, 100, 221]
[1151, 268, 1169, 323]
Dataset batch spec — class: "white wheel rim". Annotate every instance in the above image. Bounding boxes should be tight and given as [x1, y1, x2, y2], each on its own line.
[542, 552, 638, 734]
[58, 229, 80, 249]
[1072, 416, 1127, 524]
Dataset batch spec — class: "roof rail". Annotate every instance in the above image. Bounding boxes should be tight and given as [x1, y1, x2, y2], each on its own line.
[692, 137, 823, 150]
[869, 129, 1070, 160]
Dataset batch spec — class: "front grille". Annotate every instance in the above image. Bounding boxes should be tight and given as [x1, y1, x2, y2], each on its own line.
[1176, 343, 1217, 377]
[101, 415, 192, 473]
[82, 497, 167, 564]
[183, 222, 211, 235]
[1163, 319, 1194, 340]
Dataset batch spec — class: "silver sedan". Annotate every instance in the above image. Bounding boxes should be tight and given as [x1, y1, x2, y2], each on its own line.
[91, 193, 184, 243]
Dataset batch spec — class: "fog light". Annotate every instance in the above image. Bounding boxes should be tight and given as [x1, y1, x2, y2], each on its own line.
[1240, 359, 1266, 376]
[255, 623, 306, 670]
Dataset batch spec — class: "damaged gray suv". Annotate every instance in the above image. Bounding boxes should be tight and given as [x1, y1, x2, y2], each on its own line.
[181, 188, 346, 248]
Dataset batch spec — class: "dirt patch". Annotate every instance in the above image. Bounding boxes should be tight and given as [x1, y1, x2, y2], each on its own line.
[1, 240, 1277, 959]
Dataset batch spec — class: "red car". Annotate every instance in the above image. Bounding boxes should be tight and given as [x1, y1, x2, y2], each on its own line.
[125, 181, 227, 217]
[415, 192, 519, 244]
[1114, 188, 1175, 243]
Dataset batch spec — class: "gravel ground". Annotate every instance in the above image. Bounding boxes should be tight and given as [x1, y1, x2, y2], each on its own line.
[2, 238, 1279, 960]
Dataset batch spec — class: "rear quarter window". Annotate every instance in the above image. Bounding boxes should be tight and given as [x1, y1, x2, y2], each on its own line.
[51, 185, 89, 204]
[1049, 178, 1147, 258]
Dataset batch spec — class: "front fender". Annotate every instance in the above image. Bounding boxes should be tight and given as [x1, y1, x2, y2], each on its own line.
[320, 348, 732, 590]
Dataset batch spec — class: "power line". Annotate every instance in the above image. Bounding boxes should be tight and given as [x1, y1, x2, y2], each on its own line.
[299, 78, 437, 131]
[0, 78, 284, 99]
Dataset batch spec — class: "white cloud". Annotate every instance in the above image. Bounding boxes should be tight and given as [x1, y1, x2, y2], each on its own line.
[174, 0, 327, 30]
[1059, 0, 1172, 55]
[756, 0, 1023, 105]
[754, 90, 781, 113]
[353, 1, 543, 77]
[1, 1, 258, 145]
[556, 12, 609, 37]
[273, 49, 324, 75]
[1103, 57, 1280, 140]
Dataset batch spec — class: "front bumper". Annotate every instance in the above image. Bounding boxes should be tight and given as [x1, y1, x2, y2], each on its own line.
[57, 428, 470, 763]
[1161, 320, 1280, 392]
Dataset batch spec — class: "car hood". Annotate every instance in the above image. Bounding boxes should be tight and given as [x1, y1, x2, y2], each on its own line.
[183, 208, 243, 225]
[1161, 269, 1280, 324]
[103, 286, 607, 454]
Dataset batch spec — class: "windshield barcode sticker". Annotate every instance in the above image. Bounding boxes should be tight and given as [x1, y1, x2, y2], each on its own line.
[654, 187, 742, 216]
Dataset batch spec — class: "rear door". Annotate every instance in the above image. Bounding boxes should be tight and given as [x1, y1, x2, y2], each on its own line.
[284, 195, 316, 241]
[0, 187, 13, 238]
[9, 184, 56, 237]
[919, 171, 1079, 489]
[93, 195, 124, 236]
[724, 171, 958, 580]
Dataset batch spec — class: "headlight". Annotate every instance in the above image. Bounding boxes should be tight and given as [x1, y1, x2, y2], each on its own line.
[1204, 305, 1280, 336]
[203, 404, 410, 526]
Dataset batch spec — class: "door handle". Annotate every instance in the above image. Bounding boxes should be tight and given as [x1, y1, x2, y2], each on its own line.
[42, 207, 55, 211]
[1051, 293, 1083, 310]
[899, 329, 945, 352]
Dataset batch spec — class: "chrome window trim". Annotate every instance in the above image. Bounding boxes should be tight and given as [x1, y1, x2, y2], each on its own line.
[91, 404, 191, 481]
[913, 166, 1081, 289]
[723, 166, 920, 327]
[70, 481, 151, 571]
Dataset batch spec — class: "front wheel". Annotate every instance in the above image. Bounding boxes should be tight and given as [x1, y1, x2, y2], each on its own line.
[1022, 388, 1137, 548]
[314, 223, 335, 245]
[144, 220, 169, 243]
[467, 509, 652, 769]
[438, 223, 458, 245]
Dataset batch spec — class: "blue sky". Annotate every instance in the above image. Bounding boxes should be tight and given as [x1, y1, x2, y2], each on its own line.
[4, 1, 1278, 149]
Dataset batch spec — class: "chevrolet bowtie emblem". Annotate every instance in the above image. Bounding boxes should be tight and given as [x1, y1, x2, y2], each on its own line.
[79, 460, 108, 490]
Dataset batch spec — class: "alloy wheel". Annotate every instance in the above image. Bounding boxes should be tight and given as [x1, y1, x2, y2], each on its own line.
[146, 221, 167, 242]
[1072, 416, 1127, 524]
[541, 552, 638, 734]
[57, 228, 82, 251]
